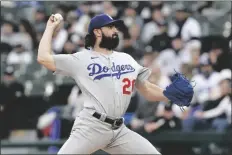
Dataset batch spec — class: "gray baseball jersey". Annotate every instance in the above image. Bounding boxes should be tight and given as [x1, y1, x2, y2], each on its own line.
[54, 50, 160, 154]
[53, 49, 151, 117]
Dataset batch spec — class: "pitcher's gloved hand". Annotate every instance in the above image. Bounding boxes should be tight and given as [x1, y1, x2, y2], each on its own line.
[163, 72, 194, 108]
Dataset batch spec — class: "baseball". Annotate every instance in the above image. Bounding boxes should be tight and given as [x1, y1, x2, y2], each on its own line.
[53, 13, 63, 21]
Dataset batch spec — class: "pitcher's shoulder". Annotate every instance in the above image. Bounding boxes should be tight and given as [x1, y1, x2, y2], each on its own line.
[72, 49, 92, 57]
[114, 51, 133, 58]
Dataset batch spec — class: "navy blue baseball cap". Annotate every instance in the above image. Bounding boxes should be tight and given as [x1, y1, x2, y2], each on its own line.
[88, 14, 123, 33]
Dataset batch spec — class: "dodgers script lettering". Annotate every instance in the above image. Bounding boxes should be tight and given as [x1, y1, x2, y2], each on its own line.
[87, 62, 135, 80]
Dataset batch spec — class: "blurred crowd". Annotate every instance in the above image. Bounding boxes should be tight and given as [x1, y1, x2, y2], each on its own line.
[0, 1, 231, 149]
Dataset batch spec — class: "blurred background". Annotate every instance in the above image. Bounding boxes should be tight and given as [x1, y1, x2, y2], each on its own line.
[0, 1, 231, 155]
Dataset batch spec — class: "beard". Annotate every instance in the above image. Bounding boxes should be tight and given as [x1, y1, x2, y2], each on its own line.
[99, 32, 119, 50]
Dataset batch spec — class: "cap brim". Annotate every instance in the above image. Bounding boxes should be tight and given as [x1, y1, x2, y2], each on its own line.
[103, 19, 124, 29]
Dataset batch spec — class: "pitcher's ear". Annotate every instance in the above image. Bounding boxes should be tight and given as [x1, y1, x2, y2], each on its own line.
[93, 29, 102, 38]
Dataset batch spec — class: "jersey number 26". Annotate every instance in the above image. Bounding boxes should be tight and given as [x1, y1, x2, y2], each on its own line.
[122, 78, 135, 95]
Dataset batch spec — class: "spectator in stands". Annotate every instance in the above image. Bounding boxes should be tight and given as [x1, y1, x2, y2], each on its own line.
[195, 1, 214, 14]
[144, 103, 181, 133]
[121, 25, 143, 61]
[183, 39, 202, 67]
[66, 9, 90, 38]
[66, 85, 84, 119]
[0, 66, 25, 138]
[191, 57, 221, 105]
[0, 20, 14, 54]
[202, 42, 231, 72]
[122, 2, 143, 29]
[129, 101, 158, 132]
[194, 75, 231, 132]
[52, 22, 68, 54]
[50, 4, 81, 54]
[197, 1, 231, 21]
[168, 4, 201, 43]
[33, 7, 46, 38]
[181, 63, 194, 80]
[140, 46, 158, 68]
[149, 1, 172, 18]
[18, 19, 38, 50]
[1, 20, 17, 47]
[129, 24, 144, 52]
[0, 66, 16, 139]
[60, 32, 79, 55]
[1, 65, 25, 98]
[103, 2, 119, 19]
[65, 10, 80, 33]
[183, 68, 229, 132]
[147, 20, 171, 53]
[121, 35, 140, 61]
[61, 13, 80, 51]
[2, 19, 37, 51]
[89, 1, 103, 15]
[6, 44, 32, 66]
[154, 36, 192, 77]
[148, 64, 171, 89]
[78, 2, 92, 18]
[141, 7, 167, 44]
[1, 66, 25, 139]
[0, 42, 12, 54]
[139, 2, 171, 24]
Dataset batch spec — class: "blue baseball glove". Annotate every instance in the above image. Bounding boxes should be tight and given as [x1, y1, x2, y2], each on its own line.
[163, 72, 194, 108]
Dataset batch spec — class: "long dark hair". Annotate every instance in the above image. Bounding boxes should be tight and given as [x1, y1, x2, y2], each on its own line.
[84, 32, 96, 50]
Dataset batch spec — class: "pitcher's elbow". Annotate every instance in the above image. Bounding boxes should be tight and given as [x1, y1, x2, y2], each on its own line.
[37, 56, 43, 64]
[144, 94, 154, 102]
[37, 55, 48, 66]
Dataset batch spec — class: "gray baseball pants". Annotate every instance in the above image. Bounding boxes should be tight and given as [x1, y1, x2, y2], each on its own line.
[57, 108, 161, 154]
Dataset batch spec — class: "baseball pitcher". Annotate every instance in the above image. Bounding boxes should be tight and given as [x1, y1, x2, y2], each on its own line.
[37, 13, 193, 154]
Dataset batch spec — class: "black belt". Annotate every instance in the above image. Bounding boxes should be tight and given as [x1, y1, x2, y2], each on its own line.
[93, 112, 124, 129]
